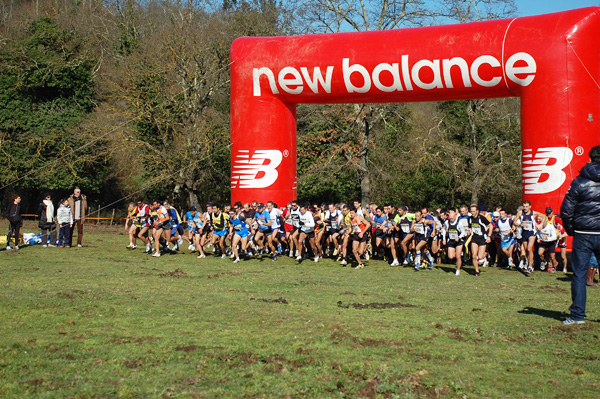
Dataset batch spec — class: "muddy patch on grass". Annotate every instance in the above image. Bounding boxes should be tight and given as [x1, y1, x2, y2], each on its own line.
[329, 330, 404, 348]
[207, 271, 241, 279]
[111, 336, 160, 345]
[539, 285, 567, 294]
[250, 297, 288, 304]
[159, 268, 189, 278]
[337, 301, 416, 310]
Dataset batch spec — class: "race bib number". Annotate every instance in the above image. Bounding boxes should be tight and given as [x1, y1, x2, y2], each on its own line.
[401, 224, 410, 233]
[472, 225, 482, 235]
[521, 220, 532, 231]
[352, 225, 362, 233]
[448, 231, 458, 240]
[415, 224, 425, 234]
[501, 230, 511, 240]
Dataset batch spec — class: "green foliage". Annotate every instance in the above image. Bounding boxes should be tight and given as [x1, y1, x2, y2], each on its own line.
[0, 17, 107, 194]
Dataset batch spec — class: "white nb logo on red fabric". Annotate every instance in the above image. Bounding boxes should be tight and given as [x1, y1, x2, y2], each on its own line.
[231, 150, 283, 189]
[522, 147, 573, 194]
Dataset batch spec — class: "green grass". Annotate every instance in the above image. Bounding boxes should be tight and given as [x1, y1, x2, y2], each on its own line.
[1, 222, 599, 398]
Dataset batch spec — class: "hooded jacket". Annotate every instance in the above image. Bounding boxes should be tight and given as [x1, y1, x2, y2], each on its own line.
[560, 162, 600, 235]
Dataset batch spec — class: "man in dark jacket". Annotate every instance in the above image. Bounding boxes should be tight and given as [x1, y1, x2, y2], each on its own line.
[560, 145, 600, 325]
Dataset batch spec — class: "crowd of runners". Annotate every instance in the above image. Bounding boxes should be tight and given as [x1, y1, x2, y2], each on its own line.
[124, 198, 570, 276]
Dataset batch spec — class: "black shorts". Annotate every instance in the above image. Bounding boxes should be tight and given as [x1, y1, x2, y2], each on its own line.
[300, 230, 315, 239]
[258, 227, 272, 234]
[471, 235, 487, 246]
[375, 229, 387, 239]
[390, 229, 401, 239]
[290, 226, 300, 235]
[540, 240, 557, 250]
[352, 233, 368, 243]
[446, 239, 462, 249]
[157, 222, 170, 230]
[414, 233, 427, 244]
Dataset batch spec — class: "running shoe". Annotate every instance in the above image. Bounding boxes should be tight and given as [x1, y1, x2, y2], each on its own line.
[403, 259, 409, 265]
[475, 271, 480, 277]
[355, 263, 364, 269]
[126, 243, 135, 249]
[152, 252, 161, 257]
[197, 254, 205, 259]
[390, 259, 399, 267]
[365, 251, 370, 261]
[230, 253, 236, 259]
[562, 317, 585, 325]
[272, 255, 277, 262]
[333, 248, 339, 256]
[221, 254, 227, 259]
[527, 265, 534, 274]
[314, 256, 319, 263]
[177, 237, 183, 246]
[540, 261, 546, 271]
[340, 259, 347, 266]
[455, 269, 460, 276]
[429, 259, 434, 269]
[296, 255, 302, 261]
[233, 258, 240, 263]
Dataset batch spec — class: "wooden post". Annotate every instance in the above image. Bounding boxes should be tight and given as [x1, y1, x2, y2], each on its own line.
[96, 205, 100, 225]
[110, 209, 115, 225]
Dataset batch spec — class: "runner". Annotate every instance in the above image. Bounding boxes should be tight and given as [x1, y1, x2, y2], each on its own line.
[323, 203, 343, 258]
[125, 202, 141, 249]
[442, 208, 468, 275]
[297, 204, 319, 262]
[398, 206, 415, 265]
[372, 207, 388, 260]
[228, 208, 251, 263]
[467, 204, 493, 276]
[536, 216, 558, 272]
[252, 203, 274, 259]
[191, 207, 207, 259]
[497, 209, 516, 269]
[349, 207, 371, 269]
[210, 204, 230, 258]
[514, 201, 538, 273]
[267, 201, 283, 259]
[182, 206, 198, 251]
[410, 210, 434, 270]
[151, 200, 171, 257]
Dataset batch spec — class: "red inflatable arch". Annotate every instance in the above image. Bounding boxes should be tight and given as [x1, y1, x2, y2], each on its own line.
[230, 7, 600, 212]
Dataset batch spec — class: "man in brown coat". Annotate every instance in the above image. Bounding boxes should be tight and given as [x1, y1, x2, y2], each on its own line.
[68, 187, 88, 247]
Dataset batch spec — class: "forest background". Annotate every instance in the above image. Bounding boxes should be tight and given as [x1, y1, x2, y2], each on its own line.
[0, 0, 524, 215]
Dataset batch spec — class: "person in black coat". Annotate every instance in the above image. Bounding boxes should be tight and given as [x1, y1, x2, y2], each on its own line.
[560, 145, 600, 325]
[5, 194, 22, 250]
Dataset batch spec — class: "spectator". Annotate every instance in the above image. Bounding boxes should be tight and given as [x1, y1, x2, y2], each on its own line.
[560, 144, 600, 325]
[68, 187, 87, 248]
[6, 194, 22, 250]
[38, 193, 57, 247]
[56, 198, 74, 248]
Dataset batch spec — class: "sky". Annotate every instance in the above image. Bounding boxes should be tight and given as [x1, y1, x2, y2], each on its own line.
[516, 0, 600, 17]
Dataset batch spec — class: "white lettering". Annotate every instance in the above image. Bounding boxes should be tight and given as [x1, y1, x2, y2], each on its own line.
[470, 55, 502, 87]
[442, 57, 472, 88]
[343, 58, 371, 93]
[253, 67, 279, 96]
[506, 52, 536, 86]
[411, 59, 443, 90]
[401, 55, 413, 91]
[278, 67, 303, 94]
[372, 63, 403, 92]
[300, 66, 334, 93]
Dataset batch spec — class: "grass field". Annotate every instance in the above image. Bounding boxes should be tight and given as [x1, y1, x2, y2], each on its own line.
[1, 222, 599, 398]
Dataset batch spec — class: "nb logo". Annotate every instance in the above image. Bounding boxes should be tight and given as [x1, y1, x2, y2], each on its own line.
[231, 150, 283, 189]
[522, 147, 573, 194]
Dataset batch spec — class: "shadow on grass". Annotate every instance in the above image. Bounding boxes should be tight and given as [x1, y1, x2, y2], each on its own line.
[519, 306, 568, 321]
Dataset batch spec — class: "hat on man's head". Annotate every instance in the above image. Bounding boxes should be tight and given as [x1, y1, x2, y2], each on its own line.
[545, 206, 553, 214]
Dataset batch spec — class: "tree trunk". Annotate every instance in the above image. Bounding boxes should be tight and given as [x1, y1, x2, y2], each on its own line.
[360, 116, 370, 204]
